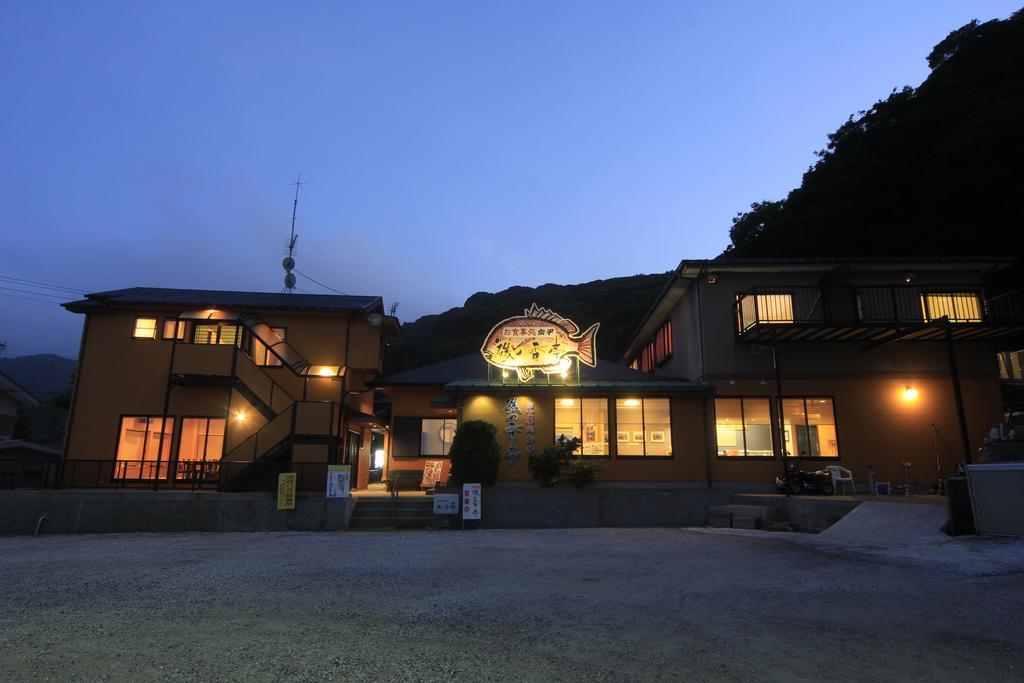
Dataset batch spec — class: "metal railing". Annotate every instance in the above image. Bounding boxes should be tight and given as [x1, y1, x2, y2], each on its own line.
[735, 284, 1021, 334]
[2, 458, 337, 493]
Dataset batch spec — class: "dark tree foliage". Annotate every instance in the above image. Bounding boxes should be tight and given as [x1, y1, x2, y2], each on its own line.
[384, 272, 673, 372]
[726, 10, 1024, 259]
[448, 420, 502, 486]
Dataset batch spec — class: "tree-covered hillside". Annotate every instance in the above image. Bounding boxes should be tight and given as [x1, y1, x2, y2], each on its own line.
[383, 273, 672, 373]
[726, 10, 1024, 258]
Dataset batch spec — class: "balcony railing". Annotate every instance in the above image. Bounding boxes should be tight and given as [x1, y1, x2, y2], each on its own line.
[735, 285, 1024, 343]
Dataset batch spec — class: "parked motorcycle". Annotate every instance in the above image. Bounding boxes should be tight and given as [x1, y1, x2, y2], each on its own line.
[775, 463, 835, 495]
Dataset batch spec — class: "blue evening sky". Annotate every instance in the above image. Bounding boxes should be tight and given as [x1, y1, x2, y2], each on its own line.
[1, 1, 1019, 358]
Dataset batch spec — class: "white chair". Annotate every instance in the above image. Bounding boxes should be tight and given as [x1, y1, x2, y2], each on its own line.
[826, 466, 856, 495]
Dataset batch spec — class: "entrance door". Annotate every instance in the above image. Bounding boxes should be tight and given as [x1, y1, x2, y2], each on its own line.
[346, 430, 360, 489]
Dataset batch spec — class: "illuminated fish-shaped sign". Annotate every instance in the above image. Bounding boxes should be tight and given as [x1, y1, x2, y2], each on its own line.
[481, 303, 599, 381]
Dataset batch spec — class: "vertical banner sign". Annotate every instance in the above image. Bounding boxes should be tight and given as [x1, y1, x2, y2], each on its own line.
[504, 397, 522, 462]
[525, 402, 536, 457]
[277, 472, 297, 510]
[326, 465, 351, 499]
[462, 483, 482, 520]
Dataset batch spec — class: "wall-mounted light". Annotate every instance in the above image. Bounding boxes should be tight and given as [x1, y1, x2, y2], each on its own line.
[560, 398, 575, 407]
[707, 274, 718, 285]
[234, 410, 247, 423]
[902, 386, 919, 401]
[904, 272, 916, 284]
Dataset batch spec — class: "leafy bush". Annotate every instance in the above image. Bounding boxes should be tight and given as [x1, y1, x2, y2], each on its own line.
[448, 420, 501, 486]
[527, 436, 601, 487]
[565, 458, 601, 488]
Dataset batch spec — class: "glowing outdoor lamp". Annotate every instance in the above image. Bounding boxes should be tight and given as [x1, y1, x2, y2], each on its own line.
[902, 386, 919, 401]
[234, 410, 247, 423]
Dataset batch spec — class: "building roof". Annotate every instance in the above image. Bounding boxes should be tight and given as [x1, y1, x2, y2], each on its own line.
[375, 353, 708, 393]
[620, 255, 1018, 363]
[63, 287, 385, 315]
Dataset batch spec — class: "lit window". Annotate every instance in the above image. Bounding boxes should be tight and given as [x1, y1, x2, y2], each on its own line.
[921, 293, 983, 323]
[715, 397, 774, 457]
[193, 323, 242, 347]
[251, 327, 286, 366]
[555, 398, 609, 456]
[615, 398, 671, 457]
[162, 318, 186, 340]
[133, 317, 158, 339]
[739, 293, 794, 330]
[781, 397, 839, 458]
[115, 416, 175, 479]
[636, 321, 674, 373]
[176, 417, 226, 480]
[421, 418, 458, 456]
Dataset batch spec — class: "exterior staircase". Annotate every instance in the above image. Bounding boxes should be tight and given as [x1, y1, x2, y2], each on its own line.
[349, 497, 436, 530]
[708, 493, 861, 532]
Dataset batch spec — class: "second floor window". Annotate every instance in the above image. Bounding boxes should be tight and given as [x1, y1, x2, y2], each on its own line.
[132, 317, 158, 339]
[920, 292, 983, 323]
[193, 323, 242, 347]
[251, 328, 286, 366]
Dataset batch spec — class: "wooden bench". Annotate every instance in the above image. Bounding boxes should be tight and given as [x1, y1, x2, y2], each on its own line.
[385, 470, 425, 493]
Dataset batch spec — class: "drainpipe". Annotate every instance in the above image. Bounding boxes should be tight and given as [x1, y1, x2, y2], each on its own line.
[945, 323, 973, 464]
[695, 262, 714, 489]
[772, 341, 788, 492]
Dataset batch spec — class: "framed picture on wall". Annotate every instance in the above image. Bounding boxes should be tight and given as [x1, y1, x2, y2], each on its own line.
[616, 431, 629, 443]
[632, 431, 645, 442]
[649, 431, 666, 443]
[585, 425, 597, 442]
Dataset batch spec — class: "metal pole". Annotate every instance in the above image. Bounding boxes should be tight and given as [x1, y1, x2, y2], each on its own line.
[945, 325, 973, 464]
[772, 343, 788, 492]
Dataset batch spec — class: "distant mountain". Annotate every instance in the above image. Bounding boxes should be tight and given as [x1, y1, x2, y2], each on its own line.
[725, 10, 1024, 258]
[0, 354, 76, 399]
[384, 273, 673, 373]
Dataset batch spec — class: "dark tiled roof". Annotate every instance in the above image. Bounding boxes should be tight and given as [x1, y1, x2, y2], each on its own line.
[376, 352, 707, 393]
[63, 287, 383, 314]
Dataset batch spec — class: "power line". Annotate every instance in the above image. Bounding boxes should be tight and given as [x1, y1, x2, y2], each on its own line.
[294, 269, 347, 295]
[0, 285, 69, 300]
[0, 275, 85, 294]
[0, 291, 64, 306]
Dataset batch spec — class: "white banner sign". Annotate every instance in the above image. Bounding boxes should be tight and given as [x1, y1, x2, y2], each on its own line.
[326, 465, 351, 499]
[433, 493, 459, 515]
[462, 483, 482, 520]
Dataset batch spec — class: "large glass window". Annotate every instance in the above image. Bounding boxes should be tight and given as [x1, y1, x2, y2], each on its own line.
[116, 416, 175, 479]
[132, 317, 158, 339]
[193, 323, 242, 347]
[781, 398, 839, 458]
[555, 398, 609, 456]
[421, 418, 457, 456]
[715, 397, 774, 457]
[176, 417, 226, 480]
[615, 398, 671, 457]
[251, 327, 286, 367]
[921, 292, 982, 323]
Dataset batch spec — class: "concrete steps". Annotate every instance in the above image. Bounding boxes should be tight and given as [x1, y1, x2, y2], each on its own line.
[708, 504, 773, 530]
[349, 499, 435, 530]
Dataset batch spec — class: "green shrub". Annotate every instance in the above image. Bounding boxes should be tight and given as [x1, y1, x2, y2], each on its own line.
[448, 420, 501, 486]
[527, 436, 598, 487]
[565, 458, 601, 488]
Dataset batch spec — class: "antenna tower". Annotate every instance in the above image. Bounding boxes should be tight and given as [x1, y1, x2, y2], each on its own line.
[282, 174, 306, 293]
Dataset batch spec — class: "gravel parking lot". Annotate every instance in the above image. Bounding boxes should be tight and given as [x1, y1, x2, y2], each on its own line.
[1, 528, 1022, 681]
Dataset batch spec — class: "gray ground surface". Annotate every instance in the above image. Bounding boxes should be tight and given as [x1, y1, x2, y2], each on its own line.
[1, 528, 1023, 682]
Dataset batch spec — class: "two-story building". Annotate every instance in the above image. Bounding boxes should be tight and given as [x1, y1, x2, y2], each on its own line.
[61, 288, 398, 492]
[621, 257, 1024, 488]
